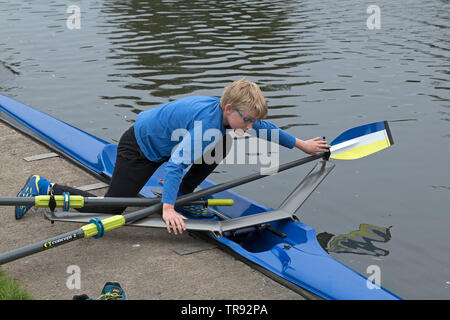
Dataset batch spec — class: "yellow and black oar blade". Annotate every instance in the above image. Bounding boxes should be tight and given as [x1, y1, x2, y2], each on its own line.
[329, 121, 394, 160]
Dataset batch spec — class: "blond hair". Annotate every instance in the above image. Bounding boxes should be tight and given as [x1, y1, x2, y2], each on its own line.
[220, 79, 268, 119]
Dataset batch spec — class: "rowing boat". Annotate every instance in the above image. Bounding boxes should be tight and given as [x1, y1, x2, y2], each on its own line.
[0, 94, 401, 300]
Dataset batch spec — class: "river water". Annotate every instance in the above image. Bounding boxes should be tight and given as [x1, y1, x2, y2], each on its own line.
[0, 0, 449, 299]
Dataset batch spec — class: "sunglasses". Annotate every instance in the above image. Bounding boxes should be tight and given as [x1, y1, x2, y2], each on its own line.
[235, 109, 256, 123]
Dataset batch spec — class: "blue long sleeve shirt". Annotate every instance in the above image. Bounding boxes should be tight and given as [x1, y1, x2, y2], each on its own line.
[134, 96, 296, 204]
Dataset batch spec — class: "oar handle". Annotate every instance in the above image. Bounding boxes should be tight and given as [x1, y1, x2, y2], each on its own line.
[206, 199, 234, 207]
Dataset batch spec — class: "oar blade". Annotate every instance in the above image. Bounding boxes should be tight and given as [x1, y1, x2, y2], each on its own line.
[329, 121, 394, 160]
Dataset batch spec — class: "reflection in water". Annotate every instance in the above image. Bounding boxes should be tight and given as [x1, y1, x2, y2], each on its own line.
[0, 61, 20, 76]
[100, 0, 321, 113]
[0, 61, 19, 92]
[317, 224, 392, 257]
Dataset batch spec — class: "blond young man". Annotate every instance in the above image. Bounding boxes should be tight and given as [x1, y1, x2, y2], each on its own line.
[16, 80, 330, 234]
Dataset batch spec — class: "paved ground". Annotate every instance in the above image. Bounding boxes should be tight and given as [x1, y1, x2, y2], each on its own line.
[0, 121, 303, 300]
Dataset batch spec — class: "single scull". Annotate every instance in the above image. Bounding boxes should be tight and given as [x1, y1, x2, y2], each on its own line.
[0, 94, 400, 300]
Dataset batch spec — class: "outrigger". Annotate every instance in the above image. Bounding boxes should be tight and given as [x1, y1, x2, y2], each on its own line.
[0, 94, 400, 300]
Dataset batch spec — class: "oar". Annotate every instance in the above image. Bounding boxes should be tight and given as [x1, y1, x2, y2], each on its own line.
[0, 153, 324, 264]
[0, 196, 234, 209]
[329, 120, 393, 160]
[0, 121, 394, 265]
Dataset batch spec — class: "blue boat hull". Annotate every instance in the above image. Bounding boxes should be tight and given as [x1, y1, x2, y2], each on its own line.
[0, 94, 401, 300]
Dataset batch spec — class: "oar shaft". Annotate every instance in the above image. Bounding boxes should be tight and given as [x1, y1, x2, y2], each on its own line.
[85, 197, 158, 207]
[84, 198, 233, 207]
[0, 229, 84, 265]
[167, 152, 325, 206]
[0, 198, 35, 206]
[123, 152, 325, 224]
[0, 196, 232, 208]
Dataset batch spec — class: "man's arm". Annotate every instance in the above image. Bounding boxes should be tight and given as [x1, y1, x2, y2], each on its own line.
[294, 137, 331, 155]
[252, 120, 330, 155]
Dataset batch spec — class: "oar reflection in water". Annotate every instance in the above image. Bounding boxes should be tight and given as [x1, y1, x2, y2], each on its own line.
[317, 224, 392, 257]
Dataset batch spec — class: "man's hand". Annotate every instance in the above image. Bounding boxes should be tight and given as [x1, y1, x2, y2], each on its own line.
[162, 203, 187, 235]
[295, 137, 331, 155]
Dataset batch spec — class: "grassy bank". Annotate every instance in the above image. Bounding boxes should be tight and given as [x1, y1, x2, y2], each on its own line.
[0, 268, 31, 300]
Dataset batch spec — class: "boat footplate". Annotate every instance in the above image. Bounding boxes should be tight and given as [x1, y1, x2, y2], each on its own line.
[223, 224, 287, 239]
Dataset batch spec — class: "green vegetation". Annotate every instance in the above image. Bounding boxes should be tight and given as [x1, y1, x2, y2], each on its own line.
[0, 268, 31, 300]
